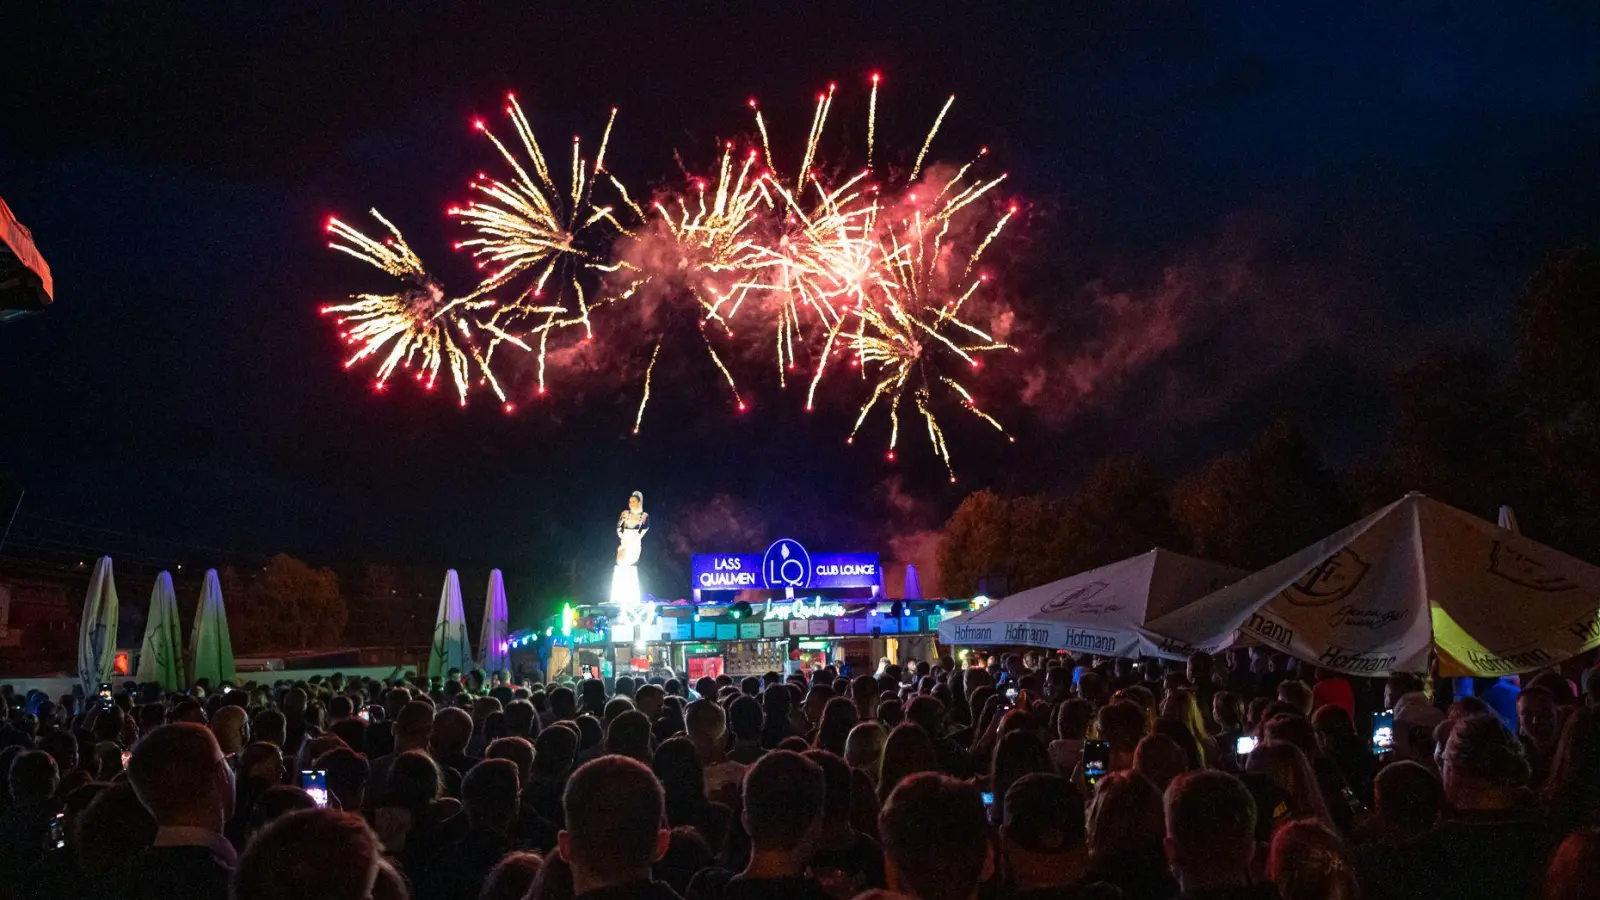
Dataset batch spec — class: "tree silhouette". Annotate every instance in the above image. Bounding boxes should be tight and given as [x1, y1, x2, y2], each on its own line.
[1172, 419, 1355, 569]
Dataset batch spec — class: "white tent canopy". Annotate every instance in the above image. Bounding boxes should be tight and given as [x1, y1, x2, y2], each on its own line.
[938, 548, 1245, 656]
[1140, 493, 1600, 676]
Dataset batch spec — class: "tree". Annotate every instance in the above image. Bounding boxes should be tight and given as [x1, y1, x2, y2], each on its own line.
[232, 554, 345, 652]
[1172, 419, 1356, 569]
[346, 564, 416, 646]
[1361, 347, 1527, 517]
[1058, 456, 1181, 573]
[1514, 245, 1600, 553]
[940, 459, 1183, 598]
[938, 490, 1010, 598]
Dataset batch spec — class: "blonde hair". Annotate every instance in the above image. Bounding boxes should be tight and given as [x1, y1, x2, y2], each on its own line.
[1248, 741, 1333, 829]
[1268, 819, 1359, 900]
[1159, 689, 1210, 764]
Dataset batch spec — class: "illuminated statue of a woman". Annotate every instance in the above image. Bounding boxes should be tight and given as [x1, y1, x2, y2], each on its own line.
[611, 490, 649, 607]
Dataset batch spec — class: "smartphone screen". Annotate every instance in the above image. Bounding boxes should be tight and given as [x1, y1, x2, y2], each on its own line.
[1083, 739, 1110, 789]
[98, 682, 112, 699]
[50, 812, 66, 849]
[120, 750, 132, 769]
[1235, 735, 1258, 756]
[357, 708, 372, 723]
[1370, 710, 1395, 755]
[301, 769, 329, 807]
[980, 791, 995, 816]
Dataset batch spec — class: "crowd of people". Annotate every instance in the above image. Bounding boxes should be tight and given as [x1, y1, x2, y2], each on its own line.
[0, 648, 1597, 900]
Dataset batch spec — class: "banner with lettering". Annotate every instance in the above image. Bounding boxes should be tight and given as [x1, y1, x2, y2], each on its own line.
[1140, 494, 1600, 676]
[691, 539, 882, 592]
[936, 549, 1245, 657]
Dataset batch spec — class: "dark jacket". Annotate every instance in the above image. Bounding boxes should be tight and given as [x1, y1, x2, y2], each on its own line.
[575, 880, 684, 900]
[107, 846, 232, 900]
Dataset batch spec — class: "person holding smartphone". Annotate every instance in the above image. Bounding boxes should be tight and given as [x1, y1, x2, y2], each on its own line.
[1089, 700, 1147, 779]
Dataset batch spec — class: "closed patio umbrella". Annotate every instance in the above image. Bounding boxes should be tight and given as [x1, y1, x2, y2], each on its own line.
[189, 569, 236, 686]
[429, 569, 472, 678]
[76, 556, 119, 696]
[135, 571, 185, 691]
[479, 568, 510, 676]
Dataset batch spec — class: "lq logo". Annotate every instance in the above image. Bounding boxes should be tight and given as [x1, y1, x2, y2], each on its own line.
[762, 538, 813, 589]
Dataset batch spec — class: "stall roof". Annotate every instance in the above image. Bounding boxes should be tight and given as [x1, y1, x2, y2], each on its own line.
[0, 196, 53, 315]
[937, 548, 1244, 656]
[1140, 493, 1600, 676]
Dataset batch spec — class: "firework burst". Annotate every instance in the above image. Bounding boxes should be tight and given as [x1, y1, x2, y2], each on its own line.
[320, 211, 495, 404]
[450, 95, 636, 398]
[321, 76, 1023, 474]
[843, 194, 1017, 481]
[611, 139, 787, 426]
[749, 77, 1017, 473]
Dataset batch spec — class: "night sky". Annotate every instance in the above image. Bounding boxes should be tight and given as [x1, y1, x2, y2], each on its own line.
[2, 5, 1597, 611]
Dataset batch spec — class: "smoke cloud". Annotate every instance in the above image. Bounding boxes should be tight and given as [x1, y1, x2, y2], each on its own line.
[1016, 211, 1359, 429]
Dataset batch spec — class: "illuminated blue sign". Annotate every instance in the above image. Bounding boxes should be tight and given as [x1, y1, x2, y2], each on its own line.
[692, 538, 882, 592]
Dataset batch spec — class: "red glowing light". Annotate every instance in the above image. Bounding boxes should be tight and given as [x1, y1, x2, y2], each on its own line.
[506, 92, 516, 101]
[748, 98, 758, 108]
[870, 72, 881, 84]
[472, 118, 486, 131]
[537, 386, 546, 395]
[1008, 204, 1018, 214]
[737, 401, 747, 412]
[503, 402, 516, 414]
[828, 82, 837, 91]
[886, 451, 896, 461]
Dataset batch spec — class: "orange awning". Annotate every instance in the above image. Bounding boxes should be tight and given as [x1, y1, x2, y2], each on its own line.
[0, 196, 53, 313]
